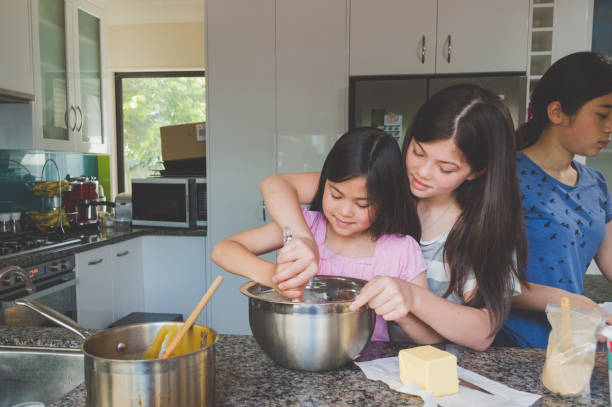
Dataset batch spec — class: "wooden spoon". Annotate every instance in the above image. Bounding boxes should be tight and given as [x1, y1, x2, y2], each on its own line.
[160, 275, 223, 359]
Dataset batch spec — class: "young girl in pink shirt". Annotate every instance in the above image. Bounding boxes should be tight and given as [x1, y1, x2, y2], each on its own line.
[211, 127, 432, 342]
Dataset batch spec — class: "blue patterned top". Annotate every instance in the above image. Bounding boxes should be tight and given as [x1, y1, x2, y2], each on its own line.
[502, 152, 612, 348]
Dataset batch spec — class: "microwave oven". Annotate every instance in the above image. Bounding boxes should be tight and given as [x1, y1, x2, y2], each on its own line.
[131, 177, 207, 228]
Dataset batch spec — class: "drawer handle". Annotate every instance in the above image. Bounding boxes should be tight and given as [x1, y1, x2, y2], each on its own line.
[116, 250, 130, 257]
[447, 34, 452, 63]
[421, 35, 426, 64]
[88, 258, 103, 265]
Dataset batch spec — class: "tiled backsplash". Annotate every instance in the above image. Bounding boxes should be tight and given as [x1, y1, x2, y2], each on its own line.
[0, 150, 101, 213]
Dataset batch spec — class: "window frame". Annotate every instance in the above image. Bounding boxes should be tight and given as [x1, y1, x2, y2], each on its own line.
[114, 71, 205, 192]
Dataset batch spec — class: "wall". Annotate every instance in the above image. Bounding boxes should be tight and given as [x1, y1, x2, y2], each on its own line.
[105, 22, 205, 197]
[0, 150, 98, 213]
[107, 23, 205, 70]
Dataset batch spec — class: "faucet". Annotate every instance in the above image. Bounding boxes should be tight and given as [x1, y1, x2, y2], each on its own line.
[0, 266, 34, 293]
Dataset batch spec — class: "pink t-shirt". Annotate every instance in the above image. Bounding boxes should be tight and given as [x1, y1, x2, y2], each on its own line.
[302, 209, 426, 341]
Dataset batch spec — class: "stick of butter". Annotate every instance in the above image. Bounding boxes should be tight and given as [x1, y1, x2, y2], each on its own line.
[399, 345, 459, 396]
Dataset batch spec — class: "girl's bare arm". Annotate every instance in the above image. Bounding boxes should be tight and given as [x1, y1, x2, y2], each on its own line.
[211, 222, 286, 291]
[259, 172, 321, 290]
[594, 221, 612, 282]
[392, 273, 445, 344]
[351, 278, 498, 351]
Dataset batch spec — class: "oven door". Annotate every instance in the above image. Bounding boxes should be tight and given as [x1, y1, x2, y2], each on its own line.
[0, 276, 76, 326]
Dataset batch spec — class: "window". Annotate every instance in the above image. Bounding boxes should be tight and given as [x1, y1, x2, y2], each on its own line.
[115, 72, 205, 193]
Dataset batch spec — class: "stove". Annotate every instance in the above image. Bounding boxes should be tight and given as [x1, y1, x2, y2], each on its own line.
[0, 230, 85, 258]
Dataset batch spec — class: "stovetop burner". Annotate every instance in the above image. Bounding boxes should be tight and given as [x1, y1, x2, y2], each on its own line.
[0, 226, 97, 258]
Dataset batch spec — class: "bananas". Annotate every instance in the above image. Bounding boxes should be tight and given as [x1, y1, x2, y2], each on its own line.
[29, 209, 70, 230]
[31, 180, 71, 196]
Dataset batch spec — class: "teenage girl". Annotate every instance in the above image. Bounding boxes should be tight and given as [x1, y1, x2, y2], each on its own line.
[260, 84, 527, 351]
[500, 52, 612, 348]
[211, 128, 434, 342]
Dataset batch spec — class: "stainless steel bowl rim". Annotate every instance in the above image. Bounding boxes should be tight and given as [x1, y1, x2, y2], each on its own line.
[239, 275, 368, 305]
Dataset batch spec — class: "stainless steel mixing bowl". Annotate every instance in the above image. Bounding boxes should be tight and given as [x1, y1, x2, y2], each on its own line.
[240, 275, 375, 372]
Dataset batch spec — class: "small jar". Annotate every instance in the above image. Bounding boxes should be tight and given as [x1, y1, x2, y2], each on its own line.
[0, 213, 13, 234]
[11, 212, 22, 233]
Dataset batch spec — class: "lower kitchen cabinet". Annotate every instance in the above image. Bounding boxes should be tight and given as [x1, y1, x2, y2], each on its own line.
[75, 245, 113, 329]
[111, 237, 144, 321]
[75, 235, 205, 329]
[141, 235, 207, 325]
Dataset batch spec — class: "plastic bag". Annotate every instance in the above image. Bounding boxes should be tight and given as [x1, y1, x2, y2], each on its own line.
[541, 298, 603, 398]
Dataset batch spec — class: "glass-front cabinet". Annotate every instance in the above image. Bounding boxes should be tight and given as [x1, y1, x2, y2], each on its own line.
[34, 0, 107, 153]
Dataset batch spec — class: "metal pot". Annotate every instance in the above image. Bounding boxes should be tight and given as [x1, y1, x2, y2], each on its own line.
[240, 275, 375, 372]
[16, 300, 217, 406]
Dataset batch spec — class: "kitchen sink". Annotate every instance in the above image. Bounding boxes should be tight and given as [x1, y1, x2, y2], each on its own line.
[0, 345, 84, 407]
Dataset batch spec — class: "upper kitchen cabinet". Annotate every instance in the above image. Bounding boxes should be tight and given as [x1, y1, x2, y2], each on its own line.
[0, 0, 35, 101]
[276, 0, 348, 173]
[34, 0, 108, 154]
[350, 0, 436, 75]
[349, 0, 530, 75]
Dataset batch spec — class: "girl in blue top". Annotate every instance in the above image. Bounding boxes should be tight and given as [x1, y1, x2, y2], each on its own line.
[501, 52, 612, 348]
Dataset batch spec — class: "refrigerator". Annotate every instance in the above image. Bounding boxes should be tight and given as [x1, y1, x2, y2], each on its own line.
[349, 74, 527, 146]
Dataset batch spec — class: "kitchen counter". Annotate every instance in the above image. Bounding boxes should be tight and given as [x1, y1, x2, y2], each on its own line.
[0, 225, 206, 269]
[1, 326, 609, 406]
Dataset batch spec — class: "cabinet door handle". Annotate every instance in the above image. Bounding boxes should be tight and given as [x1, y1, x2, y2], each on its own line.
[262, 201, 266, 222]
[76, 106, 83, 132]
[421, 35, 426, 64]
[116, 250, 129, 257]
[447, 34, 452, 63]
[88, 258, 103, 265]
[70, 106, 77, 131]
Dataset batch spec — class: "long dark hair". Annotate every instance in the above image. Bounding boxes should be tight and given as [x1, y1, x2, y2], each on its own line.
[517, 52, 612, 150]
[402, 84, 527, 334]
[310, 127, 421, 241]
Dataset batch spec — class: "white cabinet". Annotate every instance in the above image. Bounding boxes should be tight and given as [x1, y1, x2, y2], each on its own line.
[141, 236, 207, 326]
[0, 0, 35, 100]
[111, 238, 144, 321]
[75, 245, 113, 329]
[206, 0, 276, 335]
[350, 0, 436, 75]
[276, 0, 348, 173]
[206, 0, 349, 334]
[33, 0, 109, 153]
[0, 0, 109, 153]
[349, 0, 529, 75]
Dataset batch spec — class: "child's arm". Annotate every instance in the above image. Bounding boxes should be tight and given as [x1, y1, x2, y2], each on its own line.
[512, 282, 600, 311]
[594, 221, 612, 283]
[211, 221, 302, 297]
[259, 172, 321, 291]
[391, 273, 445, 344]
[351, 279, 499, 351]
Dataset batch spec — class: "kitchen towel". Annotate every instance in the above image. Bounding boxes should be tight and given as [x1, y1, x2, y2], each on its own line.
[355, 357, 541, 407]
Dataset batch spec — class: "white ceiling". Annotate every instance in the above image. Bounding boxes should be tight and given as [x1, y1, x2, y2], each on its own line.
[106, 0, 204, 25]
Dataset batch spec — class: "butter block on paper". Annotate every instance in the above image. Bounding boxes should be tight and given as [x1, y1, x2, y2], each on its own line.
[399, 345, 459, 396]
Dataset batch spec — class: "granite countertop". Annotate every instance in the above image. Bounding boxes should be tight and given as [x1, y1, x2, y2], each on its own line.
[1, 326, 609, 406]
[0, 225, 206, 269]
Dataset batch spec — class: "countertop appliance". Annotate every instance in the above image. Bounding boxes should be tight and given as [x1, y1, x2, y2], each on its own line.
[114, 193, 132, 224]
[131, 177, 207, 228]
[0, 255, 77, 326]
[349, 73, 527, 145]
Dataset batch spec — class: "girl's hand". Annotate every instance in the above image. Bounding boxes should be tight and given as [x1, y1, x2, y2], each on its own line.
[349, 276, 415, 321]
[272, 237, 319, 295]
